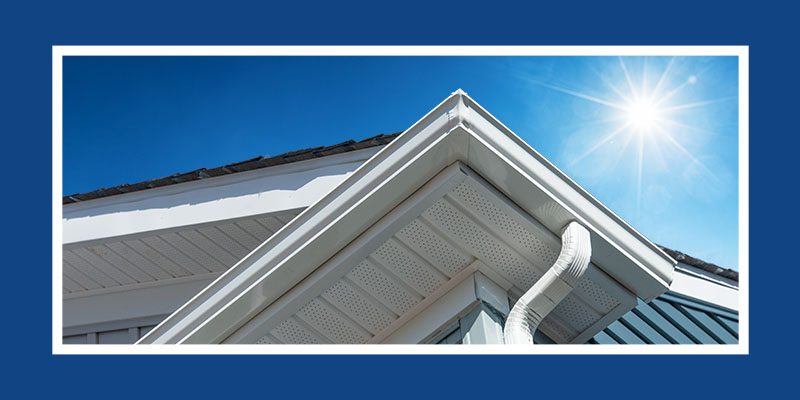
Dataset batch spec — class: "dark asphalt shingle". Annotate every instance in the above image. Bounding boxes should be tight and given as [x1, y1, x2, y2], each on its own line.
[659, 246, 738, 282]
[62, 132, 402, 205]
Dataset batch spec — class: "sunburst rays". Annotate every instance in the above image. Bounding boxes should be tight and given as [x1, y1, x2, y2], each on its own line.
[531, 56, 734, 220]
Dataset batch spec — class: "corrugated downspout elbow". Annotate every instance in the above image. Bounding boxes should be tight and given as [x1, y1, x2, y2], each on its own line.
[503, 221, 592, 344]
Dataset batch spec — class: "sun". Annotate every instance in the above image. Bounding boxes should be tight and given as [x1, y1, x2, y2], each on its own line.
[625, 98, 661, 134]
[528, 57, 730, 221]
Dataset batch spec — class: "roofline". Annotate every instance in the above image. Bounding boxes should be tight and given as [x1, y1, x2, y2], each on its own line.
[138, 90, 677, 344]
[659, 246, 738, 282]
[64, 101, 737, 281]
[62, 133, 402, 205]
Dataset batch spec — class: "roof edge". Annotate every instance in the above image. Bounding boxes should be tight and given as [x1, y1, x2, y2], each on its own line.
[63, 133, 402, 205]
[138, 91, 679, 344]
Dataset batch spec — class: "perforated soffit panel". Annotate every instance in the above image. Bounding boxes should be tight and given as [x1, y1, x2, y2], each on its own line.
[246, 174, 637, 344]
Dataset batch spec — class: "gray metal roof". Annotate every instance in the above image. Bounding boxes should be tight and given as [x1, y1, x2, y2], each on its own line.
[588, 293, 738, 344]
[62, 131, 738, 282]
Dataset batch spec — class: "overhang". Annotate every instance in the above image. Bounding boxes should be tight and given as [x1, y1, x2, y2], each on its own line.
[139, 90, 676, 344]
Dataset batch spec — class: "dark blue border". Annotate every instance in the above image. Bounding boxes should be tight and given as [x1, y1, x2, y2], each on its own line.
[2, 0, 786, 397]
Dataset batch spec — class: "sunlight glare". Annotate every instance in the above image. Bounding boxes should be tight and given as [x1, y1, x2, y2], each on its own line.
[626, 98, 661, 133]
[529, 56, 729, 221]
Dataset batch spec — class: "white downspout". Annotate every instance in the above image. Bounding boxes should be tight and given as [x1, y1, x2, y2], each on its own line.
[503, 221, 592, 344]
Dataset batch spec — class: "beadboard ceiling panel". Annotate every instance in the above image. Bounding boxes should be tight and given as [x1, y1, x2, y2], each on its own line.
[63, 211, 300, 297]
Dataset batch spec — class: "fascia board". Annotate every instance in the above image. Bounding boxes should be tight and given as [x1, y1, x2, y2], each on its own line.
[458, 93, 675, 301]
[138, 94, 468, 344]
[63, 148, 379, 245]
[668, 269, 738, 312]
[64, 274, 218, 328]
[63, 147, 380, 216]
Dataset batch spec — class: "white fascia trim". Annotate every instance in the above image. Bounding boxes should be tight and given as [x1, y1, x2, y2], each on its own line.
[138, 92, 469, 343]
[64, 274, 218, 328]
[668, 268, 738, 312]
[139, 90, 674, 344]
[675, 262, 738, 289]
[458, 93, 675, 298]
[63, 147, 380, 245]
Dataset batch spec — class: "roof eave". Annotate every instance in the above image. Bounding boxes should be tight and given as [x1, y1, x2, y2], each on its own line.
[457, 91, 676, 300]
[139, 92, 469, 343]
[139, 90, 675, 344]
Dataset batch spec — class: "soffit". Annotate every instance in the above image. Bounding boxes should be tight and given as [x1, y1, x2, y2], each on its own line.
[228, 169, 636, 344]
[63, 210, 300, 298]
[139, 91, 674, 345]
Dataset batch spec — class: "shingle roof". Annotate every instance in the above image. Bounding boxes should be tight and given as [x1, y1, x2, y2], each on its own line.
[62, 132, 402, 205]
[659, 246, 738, 282]
[62, 131, 738, 282]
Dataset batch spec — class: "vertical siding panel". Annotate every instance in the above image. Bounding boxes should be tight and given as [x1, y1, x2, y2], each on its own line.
[128, 327, 140, 343]
[63, 334, 88, 344]
[97, 329, 129, 344]
[87, 332, 98, 344]
[140, 325, 156, 337]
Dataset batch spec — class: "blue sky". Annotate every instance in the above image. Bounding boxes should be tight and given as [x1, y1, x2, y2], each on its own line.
[63, 55, 739, 269]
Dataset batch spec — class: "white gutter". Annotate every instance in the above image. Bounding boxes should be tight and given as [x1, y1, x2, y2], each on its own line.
[503, 221, 592, 344]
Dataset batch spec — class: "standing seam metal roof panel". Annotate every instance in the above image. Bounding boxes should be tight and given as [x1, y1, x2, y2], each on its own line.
[586, 294, 738, 344]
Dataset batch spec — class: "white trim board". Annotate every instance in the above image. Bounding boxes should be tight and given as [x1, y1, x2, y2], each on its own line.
[64, 274, 218, 329]
[668, 268, 738, 312]
[63, 148, 380, 245]
[138, 90, 676, 345]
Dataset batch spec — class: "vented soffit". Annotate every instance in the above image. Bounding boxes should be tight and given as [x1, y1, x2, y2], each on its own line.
[138, 89, 676, 344]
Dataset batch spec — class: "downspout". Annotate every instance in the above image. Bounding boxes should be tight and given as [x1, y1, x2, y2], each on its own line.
[503, 221, 592, 344]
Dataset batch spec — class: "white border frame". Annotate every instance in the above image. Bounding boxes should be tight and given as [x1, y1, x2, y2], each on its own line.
[53, 46, 748, 355]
